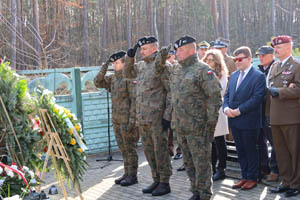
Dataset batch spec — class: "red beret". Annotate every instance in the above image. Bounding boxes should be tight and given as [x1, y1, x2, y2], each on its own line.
[271, 35, 292, 47]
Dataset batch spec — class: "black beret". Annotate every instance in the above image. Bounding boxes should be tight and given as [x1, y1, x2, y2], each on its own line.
[137, 36, 158, 47]
[174, 35, 196, 50]
[109, 51, 126, 62]
[256, 46, 274, 56]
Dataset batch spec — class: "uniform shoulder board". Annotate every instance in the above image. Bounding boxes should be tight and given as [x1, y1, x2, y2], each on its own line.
[293, 58, 300, 64]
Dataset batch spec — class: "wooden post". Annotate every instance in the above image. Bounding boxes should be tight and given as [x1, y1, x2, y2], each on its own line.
[71, 67, 84, 134]
[38, 109, 83, 200]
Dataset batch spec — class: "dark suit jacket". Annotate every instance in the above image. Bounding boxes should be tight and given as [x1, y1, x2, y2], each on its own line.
[223, 66, 266, 129]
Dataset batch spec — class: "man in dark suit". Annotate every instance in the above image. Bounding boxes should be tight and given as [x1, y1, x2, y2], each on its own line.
[223, 46, 266, 190]
[268, 35, 300, 198]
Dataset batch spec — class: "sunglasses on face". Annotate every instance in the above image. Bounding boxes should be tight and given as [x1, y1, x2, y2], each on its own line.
[206, 58, 215, 62]
[233, 56, 248, 63]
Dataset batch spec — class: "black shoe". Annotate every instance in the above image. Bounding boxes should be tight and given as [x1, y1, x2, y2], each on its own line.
[142, 182, 159, 194]
[213, 171, 226, 181]
[152, 183, 171, 196]
[173, 153, 182, 160]
[270, 184, 290, 193]
[115, 174, 127, 184]
[188, 194, 200, 200]
[120, 175, 138, 186]
[285, 189, 300, 198]
[177, 164, 185, 171]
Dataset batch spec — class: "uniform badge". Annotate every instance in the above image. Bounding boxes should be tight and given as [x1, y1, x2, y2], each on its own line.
[207, 70, 213, 75]
[133, 81, 137, 85]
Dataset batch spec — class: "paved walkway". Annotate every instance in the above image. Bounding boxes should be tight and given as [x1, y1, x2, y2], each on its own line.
[42, 146, 298, 200]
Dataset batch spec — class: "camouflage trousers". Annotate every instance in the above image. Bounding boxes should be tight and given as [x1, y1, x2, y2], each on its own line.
[177, 131, 213, 200]
[113, 123, 139, 176]
[139, 123, 172, 183]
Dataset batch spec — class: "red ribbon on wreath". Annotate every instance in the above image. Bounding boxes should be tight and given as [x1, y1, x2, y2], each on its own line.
[0, 162, 29, 187]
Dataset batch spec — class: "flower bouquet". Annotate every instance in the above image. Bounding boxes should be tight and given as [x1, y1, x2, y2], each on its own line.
[0, 162, 40, 199]
[36, 87, 88, 191]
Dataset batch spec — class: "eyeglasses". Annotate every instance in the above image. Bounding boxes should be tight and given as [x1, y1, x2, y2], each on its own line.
[233, 57, 248, 63]
[206, 58, 215, 63]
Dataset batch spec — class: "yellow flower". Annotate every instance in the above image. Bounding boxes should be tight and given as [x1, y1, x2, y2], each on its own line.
[75, 124, 80, 131]
[69, 128, 73, 135]
[64, 109, 70, 115]
[53, 108, 59, 114]
[67, 113, 73, 119]
[78, 148, 83, 153]
[70, 138, 76, 145]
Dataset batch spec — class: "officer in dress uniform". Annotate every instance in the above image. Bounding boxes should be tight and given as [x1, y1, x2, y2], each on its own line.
[268, 35, 300, 198]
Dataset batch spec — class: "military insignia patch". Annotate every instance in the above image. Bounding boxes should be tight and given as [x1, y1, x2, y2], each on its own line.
[133, 81, 137, 84]
[207, 70, 213, 75]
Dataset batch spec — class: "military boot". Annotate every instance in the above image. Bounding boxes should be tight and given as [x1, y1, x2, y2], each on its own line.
[120, 175, 138, 186]
[152, 183, 171, 196]
[142, 182, 159, 194]
[114, 174, 127, 185]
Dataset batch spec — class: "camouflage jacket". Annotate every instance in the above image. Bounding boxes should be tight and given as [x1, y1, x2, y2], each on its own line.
[167, 54, 222, 136]
[123, 52, 171, 125]
[94, 62, 136, 125]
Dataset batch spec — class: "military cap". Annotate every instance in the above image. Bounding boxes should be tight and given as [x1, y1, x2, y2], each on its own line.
[169, 50, 175, 55]
[109, 51, 126, 62]
[197, 41, 210, 49]
[209, 41, 215, 47]
[214, 40, 228, 48]
[174, 35, 196, 50]
[137, 36, 158, 47]
[256, 46, 274, 56]
[271, 35, 292, 47]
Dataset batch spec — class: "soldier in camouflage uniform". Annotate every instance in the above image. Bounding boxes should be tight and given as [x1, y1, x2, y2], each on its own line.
[94, 51, 139, 187]
[124, 36, 172, 196]
[169, 36, 222, 200]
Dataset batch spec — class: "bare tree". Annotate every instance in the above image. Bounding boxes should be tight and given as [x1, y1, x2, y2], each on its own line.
[224, 0, 229, 40]
[83, 0, 89, 66]
[100, 0, 108, 63]
[126, 0, 131, 48]
[211, 0, 219, 38]
[10, 0, 17, 69]
[164, 0, 170, 45]
[33, 0, 41, 68]
[16, 0, 24, 69]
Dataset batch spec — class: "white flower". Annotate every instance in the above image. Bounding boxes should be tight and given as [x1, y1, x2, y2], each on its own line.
[0, 179, 5, 187]
[28, 171, 34, 178]
[22, 166, 29, 172]
[83, 156, 86, 161]
[3, 195, 21, 200]
[30, 178, 37, 184]
[0, 167, 3, 174]
[7, 170, 14, 178]
[11, 164, 18, 170]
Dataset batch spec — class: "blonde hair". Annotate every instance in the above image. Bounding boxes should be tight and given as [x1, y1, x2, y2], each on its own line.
[202, 49, 228, 79]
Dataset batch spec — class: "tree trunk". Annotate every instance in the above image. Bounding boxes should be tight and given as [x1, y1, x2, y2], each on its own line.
[83, 0, 89, 66]
[113, 0, 119, 42]
[33, 0, 40, 68]
[164, 0, 170, 45]
[271, 0, 276, 36]
[100, 0, 108, 63]
[126, 0, 131, 48]
[16, 0, 24, 69]
[153, 0, 159, 41]
[211, 0, 219, 38]
[224, 0, 229, 40]
[10, 0, 16, 69]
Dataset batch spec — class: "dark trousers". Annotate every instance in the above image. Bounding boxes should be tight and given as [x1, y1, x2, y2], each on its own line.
[212, 135, 227, 173]
[231, 127, 259, 181]
[259, 117, 279, 174]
